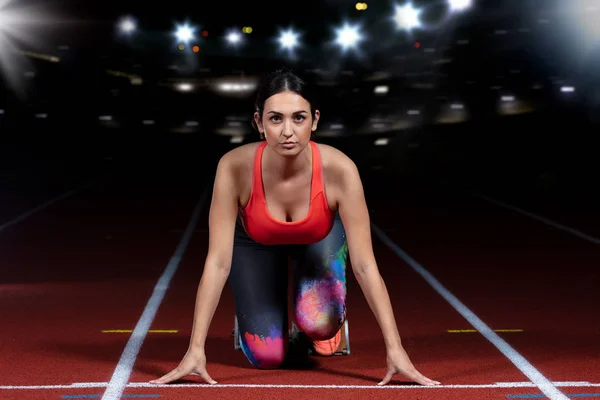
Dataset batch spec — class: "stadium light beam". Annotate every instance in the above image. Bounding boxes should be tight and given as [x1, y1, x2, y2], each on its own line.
[0, 0, 43, 95]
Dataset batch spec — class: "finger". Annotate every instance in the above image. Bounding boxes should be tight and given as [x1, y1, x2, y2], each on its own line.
[406, 370, 441, 386]
[149, 371, 179, 384]
[377, 369, 394, 386]
[198, 370, 217, 385]
[149, 367, 188, 384]
[414, 376, 441, 386]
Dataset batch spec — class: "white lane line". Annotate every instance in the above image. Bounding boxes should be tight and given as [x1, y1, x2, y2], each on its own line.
[101, 187, 210, 400]
[370, 224, 570, 400]
[0, 187, 82, 233]
[1, 381, 598, 390]
[470, 192, 600, 245]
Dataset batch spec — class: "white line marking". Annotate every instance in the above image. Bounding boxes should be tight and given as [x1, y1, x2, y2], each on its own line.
[101, 188, 209, 400]
[370, 224, 570, 400]
[471, 192, 600, 245]
[1, 381, 598, 390]
[0, 187, 81, 233]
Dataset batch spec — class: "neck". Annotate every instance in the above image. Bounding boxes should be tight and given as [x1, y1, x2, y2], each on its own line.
[264, 143, 312, 180]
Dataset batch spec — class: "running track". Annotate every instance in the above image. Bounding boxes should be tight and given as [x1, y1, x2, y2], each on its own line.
[1, 144, 598, 400]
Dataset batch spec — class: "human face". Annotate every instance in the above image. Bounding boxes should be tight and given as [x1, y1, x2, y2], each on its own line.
[254, 91, 320, 157]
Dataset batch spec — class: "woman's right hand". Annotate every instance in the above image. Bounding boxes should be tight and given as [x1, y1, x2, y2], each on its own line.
[149, 347, 217, 385]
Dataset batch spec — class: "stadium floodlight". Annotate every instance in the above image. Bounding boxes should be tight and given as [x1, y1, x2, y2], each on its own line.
[393, 3, 422, 30]
[278, 28, 300, 51]
[226, 30, 242, 45]
[117, 16, 136, 34]
[174, 23, 195, 43]
[176, 82, 194, 92]
[333, 22, 363, 51]
[561, 86, 575, 93]
[448, 0, 472, 12]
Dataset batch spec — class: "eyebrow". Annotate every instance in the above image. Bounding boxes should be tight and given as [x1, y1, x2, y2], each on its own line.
[266, 110, 309, 115]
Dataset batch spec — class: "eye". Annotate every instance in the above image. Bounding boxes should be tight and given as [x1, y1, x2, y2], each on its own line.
[268, 114, 307, 122]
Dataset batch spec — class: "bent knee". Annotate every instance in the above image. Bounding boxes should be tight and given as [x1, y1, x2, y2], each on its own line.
[296, 309, 345, 340]
[242, 332, 286, 369]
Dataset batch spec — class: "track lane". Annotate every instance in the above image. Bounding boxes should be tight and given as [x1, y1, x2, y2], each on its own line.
[470, 190, 600, 241]
[122, 188, 534, 400]
[0, 167, 207, 388]
[2, 158, 597, 399]
[367, 181, 600, 387]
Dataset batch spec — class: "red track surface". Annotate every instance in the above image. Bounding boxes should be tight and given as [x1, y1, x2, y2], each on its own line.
[1, 170, 598, 400]
[368, 186, 600, 382]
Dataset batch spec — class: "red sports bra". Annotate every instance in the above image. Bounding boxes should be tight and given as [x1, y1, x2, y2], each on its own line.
[239, 141, 335, 245]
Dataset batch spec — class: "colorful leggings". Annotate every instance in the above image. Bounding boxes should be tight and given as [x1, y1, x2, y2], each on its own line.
[228, 212, 348, 369]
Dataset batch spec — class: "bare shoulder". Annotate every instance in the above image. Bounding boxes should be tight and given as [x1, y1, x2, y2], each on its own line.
[220, 142, 260, 166]
[218, 141, 261, 176]
[316, 142, 359, 178]
[215, 142, 260, 202]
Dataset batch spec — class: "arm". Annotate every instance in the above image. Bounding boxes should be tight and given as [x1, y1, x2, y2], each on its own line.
[337, 158, 440, 386]
[151, 154, 239, 385]
[150, 154, 239, 385]
[336, 160, 402, 351]
[188, 153, 239, 350]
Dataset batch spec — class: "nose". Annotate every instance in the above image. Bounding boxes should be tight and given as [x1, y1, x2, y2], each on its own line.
[281, 119, 294, 138]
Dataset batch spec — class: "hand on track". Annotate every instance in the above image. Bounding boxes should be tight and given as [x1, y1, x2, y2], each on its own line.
[150, 348, 217, 385]
[378, 347, 441, 386]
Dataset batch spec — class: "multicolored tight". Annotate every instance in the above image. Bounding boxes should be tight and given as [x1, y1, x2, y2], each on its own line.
[228, 212, 348, 369]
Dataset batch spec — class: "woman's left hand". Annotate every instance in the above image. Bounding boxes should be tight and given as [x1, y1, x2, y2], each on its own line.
[378, 347, 441, 386]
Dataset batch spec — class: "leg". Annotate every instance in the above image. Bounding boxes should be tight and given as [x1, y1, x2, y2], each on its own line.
[228, 217, 289, 369]
[291, 213, 348, 341]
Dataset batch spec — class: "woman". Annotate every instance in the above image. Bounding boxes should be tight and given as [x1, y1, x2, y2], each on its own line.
[151, 69, 440, 387]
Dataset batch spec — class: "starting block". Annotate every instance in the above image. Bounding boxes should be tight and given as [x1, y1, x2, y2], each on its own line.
[232, 316, 351, 356]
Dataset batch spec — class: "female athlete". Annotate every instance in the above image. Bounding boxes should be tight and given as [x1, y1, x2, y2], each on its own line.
[151, 68, 440, 387]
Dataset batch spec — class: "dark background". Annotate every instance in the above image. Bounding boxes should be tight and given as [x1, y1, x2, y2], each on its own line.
[1, 0, 599, 213]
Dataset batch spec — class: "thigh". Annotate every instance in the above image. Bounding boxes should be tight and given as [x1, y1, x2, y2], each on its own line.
[228, 216, 289, 368]
[290, 213, 348, 339]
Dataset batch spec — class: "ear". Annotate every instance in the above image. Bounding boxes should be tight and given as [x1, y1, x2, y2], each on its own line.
[311, 110, 320, 131]
[253, 112, 264, 134]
